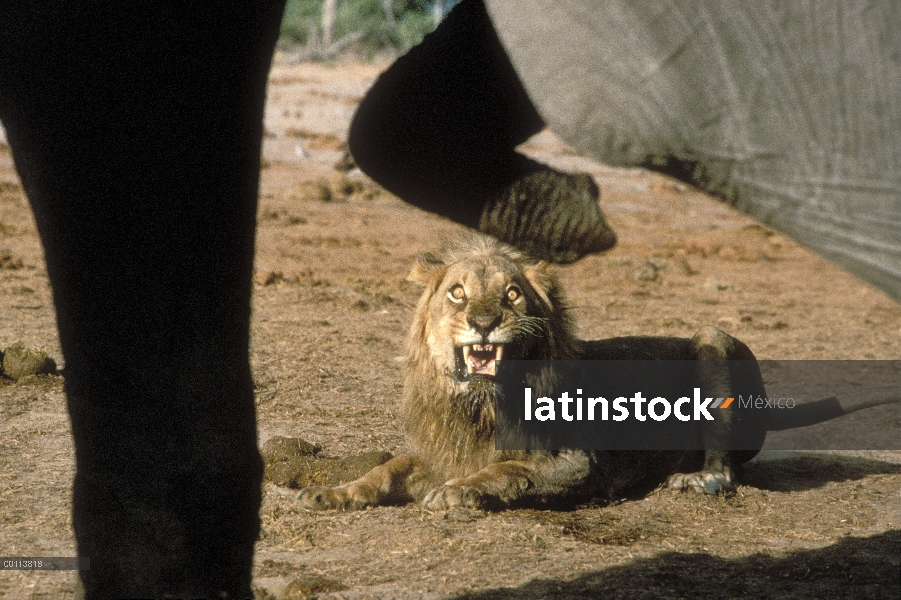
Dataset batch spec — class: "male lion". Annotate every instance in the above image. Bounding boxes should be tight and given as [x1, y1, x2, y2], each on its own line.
[299, 234, 899, 510]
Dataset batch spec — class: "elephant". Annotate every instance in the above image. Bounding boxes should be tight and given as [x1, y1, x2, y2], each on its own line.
[0, 2, 287, 598]
[351, 0, 901, 300]
[0, 0, 897, 598]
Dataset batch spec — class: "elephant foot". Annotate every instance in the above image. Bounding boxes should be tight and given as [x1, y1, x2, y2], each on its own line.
[478, 167, 616, 264]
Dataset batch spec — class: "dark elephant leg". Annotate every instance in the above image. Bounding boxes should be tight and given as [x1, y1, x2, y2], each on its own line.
[350, 0, 545, 225]
[348, 0, 615, 263]
[0, 2, 286, 597]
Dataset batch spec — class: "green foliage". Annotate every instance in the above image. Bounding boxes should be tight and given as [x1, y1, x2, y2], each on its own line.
[389, 9, 434, 52]
[335, 0, 387, 42]
[279, 0, 438, 54]
[280, 0, 322, 45]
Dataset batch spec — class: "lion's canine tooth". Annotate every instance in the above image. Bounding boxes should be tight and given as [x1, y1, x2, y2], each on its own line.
[495, 344, 503, 361]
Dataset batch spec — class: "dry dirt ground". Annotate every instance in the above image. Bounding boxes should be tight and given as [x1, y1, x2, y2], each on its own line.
[1, 59, 900, 599]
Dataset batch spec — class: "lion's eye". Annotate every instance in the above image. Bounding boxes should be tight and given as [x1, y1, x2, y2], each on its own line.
[447, 285, 466, 303]
[506, 286, 522, 303]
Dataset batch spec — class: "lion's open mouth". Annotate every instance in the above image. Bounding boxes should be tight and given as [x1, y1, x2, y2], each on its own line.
[457, 343, 504, 379]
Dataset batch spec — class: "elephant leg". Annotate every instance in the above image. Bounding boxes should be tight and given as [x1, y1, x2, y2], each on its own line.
[348, 0, 616, 263]
[0, 2, 286, 597]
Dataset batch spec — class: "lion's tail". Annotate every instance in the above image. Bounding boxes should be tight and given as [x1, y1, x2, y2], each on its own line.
[765, 385, 901, 431]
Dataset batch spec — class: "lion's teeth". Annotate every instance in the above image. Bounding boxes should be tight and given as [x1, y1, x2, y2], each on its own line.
[461, 342, 504, 377]
[463, 345, 475, 374]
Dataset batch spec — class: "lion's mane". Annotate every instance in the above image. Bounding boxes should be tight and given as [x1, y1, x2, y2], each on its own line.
[401, 234, 579, 481]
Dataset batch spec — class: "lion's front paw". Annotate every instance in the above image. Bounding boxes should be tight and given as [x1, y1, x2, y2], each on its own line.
[422, 484, 489, 511]
[297, 486, 355, 510]
[667, 471, 735, 496]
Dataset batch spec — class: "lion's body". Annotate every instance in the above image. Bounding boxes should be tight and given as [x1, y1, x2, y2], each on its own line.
[298, 235, 895, 511]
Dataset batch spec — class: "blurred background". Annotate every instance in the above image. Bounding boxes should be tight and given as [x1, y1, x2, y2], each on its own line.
[279, 0, 464, 59]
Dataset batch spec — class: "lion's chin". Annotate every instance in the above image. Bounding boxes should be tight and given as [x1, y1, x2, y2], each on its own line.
[452, 375, 497, 421]
[453, 373, 495, 391]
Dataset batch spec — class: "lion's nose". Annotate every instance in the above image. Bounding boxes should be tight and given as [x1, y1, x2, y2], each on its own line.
[468, 314, 501, 337]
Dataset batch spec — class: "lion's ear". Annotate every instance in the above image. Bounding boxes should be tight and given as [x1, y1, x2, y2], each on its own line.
[407, 252, 447, 286]
[523, 261, 558, 309]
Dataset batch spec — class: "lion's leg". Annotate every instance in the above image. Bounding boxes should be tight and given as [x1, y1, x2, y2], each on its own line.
[667, 326, 736, 494]
[298, 455, 434, 510]
[422, 452, 592, 510]
[667, 326, 764, 495]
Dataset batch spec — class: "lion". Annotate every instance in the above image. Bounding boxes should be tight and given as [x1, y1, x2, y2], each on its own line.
[298, 234, 901, 511]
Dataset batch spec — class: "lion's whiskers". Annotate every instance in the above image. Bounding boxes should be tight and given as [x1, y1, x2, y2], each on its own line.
[515, 316, 549, 338]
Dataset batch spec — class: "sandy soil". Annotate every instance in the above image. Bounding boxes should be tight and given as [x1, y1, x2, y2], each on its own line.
[1, 59, 899, 599]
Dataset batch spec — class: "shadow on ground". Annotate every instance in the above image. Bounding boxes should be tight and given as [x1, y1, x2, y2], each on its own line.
[742, 452, 901, 493]
[460, 530, 900, 600]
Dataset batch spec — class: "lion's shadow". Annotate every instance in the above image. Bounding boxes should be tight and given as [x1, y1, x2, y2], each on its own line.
[599, 451, 901, 504]
[740, 451, 901, 493]
[457, 530, 900, 599]
[510, 451, 901, 509]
